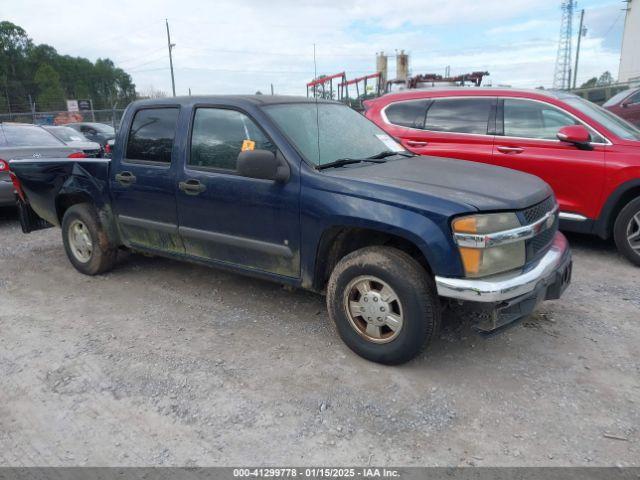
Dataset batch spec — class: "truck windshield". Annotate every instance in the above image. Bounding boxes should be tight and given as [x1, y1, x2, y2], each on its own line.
[265, 103, 406, 167]
[565, 97, 640, 141]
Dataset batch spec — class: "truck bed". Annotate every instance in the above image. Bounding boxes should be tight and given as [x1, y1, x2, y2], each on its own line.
[9, 158, 111, 228]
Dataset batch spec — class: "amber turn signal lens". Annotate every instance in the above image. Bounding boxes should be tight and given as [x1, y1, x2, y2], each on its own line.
[452, 216, 477, 234]
[458, 247, 481, 275]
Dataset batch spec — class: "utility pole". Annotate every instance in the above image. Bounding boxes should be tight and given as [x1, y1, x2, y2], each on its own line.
[166, 19, 176, 97]
[28, 94, 35, 124]
[573, 9, 586, 89]
[89, 98, 96, 122]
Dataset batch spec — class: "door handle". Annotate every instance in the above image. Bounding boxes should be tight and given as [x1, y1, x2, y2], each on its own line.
[404, 140, 429, 148]
[497, 146, 524, 154]
[179, 179, 206, 195]
[115, 171, 136, 185]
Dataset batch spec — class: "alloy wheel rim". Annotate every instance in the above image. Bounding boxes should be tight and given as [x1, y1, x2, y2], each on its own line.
[343, 275, 403, 344]
[68, 219, 93, 263]
[627, 212, 640, 254]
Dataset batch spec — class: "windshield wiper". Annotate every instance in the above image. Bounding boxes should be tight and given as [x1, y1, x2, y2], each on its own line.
[367, 150, 416, 159]
[317, 150, 416, 171]
[316, 158, 387, 170]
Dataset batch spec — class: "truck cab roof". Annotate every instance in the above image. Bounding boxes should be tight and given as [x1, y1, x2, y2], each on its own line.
[130, 95, 338, 110]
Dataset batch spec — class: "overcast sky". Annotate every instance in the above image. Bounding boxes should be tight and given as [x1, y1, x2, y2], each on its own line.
[2, 0, 628, 96]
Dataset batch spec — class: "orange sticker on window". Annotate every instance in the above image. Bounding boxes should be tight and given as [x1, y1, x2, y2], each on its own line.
[242, 139, 255, 151]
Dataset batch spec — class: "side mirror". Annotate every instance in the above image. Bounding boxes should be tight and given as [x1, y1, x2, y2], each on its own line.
[237, 149, 290, 182]
[557, 125, 592, 150]
[621, 102, 630, 108]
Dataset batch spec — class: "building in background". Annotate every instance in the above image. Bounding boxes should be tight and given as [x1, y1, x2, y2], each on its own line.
[619, 0, 640, 83]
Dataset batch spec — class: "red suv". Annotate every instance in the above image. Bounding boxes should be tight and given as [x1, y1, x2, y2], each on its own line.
[364, 88, 640, 265]
[603, 87, 640, 127]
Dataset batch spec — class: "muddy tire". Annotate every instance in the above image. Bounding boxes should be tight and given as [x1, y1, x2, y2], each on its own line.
[326, 246, 440, 365]
[61, 203, 117, 275]
[614, 197, 640, 267]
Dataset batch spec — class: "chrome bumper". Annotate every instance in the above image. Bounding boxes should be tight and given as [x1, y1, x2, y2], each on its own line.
[435, 232, 571, 303]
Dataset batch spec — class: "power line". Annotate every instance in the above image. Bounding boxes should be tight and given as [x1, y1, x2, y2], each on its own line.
[602, 10, 623, 38]
[115, 46, 168, 66]
[125, 53, 171, 72]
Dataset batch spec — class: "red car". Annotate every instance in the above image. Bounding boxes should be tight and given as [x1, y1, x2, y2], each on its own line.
[603, 87, 640, 127]
[364, 88, 640, 265]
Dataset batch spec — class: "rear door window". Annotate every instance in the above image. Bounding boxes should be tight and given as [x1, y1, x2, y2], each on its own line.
[424, 98, 494, 134]
[125, 108, 179, 163]
[384, 100, 430, 129]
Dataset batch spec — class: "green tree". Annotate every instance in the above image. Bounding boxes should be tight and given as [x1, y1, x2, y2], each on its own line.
[580, 77, 598, 88]
[34, 64, 65, 111]
[0, 21, 32, 112]
[597, 71, 614, 86]
[0, 21, 137, 114]
[580, 71, 615, 89]
[0, 21, 31, 77]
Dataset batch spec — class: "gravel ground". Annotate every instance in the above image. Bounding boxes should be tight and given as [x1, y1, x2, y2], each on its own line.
[0, 206, 638, 467]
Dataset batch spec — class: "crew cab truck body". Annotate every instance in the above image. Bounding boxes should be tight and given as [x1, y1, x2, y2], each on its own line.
[8, 96, 572, 364]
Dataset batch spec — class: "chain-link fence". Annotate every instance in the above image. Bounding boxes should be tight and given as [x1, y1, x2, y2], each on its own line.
[0, 108, 126, 130]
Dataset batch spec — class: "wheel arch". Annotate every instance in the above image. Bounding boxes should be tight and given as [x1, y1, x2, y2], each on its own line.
[56, 191, 120, 246]
[310, 224, 438, 292]
[55, 192, 95, 223]
[595, 179, 640, 239]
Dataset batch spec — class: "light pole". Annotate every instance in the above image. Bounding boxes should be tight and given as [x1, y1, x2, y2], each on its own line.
[573, 9, 586, 89]
[166, 19, 176, 97]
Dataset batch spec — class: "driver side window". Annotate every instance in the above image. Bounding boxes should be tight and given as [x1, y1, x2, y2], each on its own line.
[189, 108, 275, 171]
[503, 99, 579, 140]
[626, 91, 640, 105]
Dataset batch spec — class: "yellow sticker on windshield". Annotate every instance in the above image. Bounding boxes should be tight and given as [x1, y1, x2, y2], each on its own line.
[242, 139, 255, 151]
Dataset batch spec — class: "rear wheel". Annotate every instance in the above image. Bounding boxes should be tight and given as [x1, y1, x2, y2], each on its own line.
[61, 203, 117, 275]
[326, 246, 440, 365]
[613, 197, 640, 267]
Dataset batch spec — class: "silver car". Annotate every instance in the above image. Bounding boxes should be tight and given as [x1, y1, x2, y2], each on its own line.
[42, 125, 103, 157]
[0, 123, 83, 207]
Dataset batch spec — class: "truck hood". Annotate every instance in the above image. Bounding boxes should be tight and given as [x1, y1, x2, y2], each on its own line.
[326, 155, 553, 211]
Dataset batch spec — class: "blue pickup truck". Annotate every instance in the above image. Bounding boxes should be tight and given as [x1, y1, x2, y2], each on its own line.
[8, 95, 572, 364]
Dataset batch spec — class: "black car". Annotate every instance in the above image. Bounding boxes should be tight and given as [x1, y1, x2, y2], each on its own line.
[66, 122, 115, 147]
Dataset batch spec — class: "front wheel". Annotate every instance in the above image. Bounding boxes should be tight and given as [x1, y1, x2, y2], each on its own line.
[326, 246, 440, 365]
[61, 203, 117, 275]
[613, 197, 640, 267]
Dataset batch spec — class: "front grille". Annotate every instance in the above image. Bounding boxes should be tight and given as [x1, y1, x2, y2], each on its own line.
[521, 196, 556, 224]
[519, 197, 558, 262]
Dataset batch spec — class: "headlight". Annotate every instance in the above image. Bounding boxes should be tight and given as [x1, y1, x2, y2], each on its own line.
[452, 213, 526, 278]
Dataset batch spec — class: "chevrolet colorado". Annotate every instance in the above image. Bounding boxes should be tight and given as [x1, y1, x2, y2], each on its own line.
[7, 96, 572, 364]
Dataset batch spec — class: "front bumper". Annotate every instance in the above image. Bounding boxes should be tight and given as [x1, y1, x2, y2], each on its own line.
[435, 232, 572, 332]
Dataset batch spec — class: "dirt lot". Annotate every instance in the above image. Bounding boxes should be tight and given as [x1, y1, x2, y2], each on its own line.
[0, 206, 638, 467]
